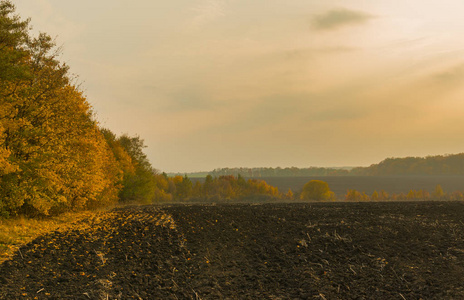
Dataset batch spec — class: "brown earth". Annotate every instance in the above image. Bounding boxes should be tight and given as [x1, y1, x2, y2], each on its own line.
[1, 202, 464, 299]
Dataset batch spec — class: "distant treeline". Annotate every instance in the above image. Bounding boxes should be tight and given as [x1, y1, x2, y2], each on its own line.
[154, 174, 286, 203]
[341, 184, 464, 202]
[186, 153, 464, 178]
[208, 167, 351, 177]
[299, 180, 462, 202]
[351, 154, 464, 176]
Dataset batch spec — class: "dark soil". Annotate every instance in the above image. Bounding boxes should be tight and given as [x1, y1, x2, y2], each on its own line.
[1, 202, 464, 299]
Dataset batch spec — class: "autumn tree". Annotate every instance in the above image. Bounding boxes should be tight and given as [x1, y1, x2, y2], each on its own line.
[433, 184, 445, 200]
[300, 180, 335, 201]
[0, 0, 29, 197]
[285, 188, 294, 200]
[361, 192, 370, 201]
[407, 190, 416, 200]
[101, 129, 135, 176]
[345, 189, 362, 202]
[450, 191, 464, 201]
[246, 178, 280, 198]
[379, 190, 389, 201]
[0, 2, 125, 216]
[152, 173, 172, 202]
[181, 175, 283, 202]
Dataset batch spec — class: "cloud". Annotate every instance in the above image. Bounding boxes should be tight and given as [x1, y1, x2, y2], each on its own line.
[312, 8, 373, 30]
[162, 88, 223, 112]
[432, 64, 464, 85]
[191, 0, 226, 28]
[282, 46, 356, 61]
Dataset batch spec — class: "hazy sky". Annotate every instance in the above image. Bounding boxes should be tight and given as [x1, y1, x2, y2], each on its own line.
[14, 1, 464, 172]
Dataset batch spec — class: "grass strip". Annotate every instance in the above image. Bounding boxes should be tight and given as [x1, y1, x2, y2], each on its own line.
[0, 210, 102, 264]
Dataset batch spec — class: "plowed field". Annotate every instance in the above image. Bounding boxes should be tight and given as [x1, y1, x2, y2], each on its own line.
[1, 202, 464, 299]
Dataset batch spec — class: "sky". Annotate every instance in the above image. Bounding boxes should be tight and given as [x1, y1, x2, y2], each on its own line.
[14, 0, 464, 173]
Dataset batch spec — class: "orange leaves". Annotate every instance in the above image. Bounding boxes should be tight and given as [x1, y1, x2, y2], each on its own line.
[246, 178, 281, 198]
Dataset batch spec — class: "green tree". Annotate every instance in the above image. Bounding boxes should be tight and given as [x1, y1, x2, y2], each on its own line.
[0, 1, 30, 84]
[117, 135, 156, 204]
[300, 180, 335, 201]
[176, 175, 193, 200]
[203, 174, 214, 197]
[237, 174, 246, 187]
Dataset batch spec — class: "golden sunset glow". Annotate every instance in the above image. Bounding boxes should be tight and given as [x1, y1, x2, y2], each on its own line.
[15, 0, 464, 172]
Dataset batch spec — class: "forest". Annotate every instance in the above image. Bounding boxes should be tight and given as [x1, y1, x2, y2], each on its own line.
[198, 153, 464, 178]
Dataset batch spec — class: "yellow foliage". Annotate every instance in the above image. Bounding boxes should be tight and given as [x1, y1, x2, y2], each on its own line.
[0, 3, 129, 217]
[345, 189, 363, 201]
[433, 184, 445, 199]
[285, 188, 294, 200]
[300, 180, 334, 201]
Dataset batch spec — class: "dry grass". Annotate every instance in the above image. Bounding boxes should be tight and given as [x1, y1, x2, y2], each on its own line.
[0, 210, 102, 264]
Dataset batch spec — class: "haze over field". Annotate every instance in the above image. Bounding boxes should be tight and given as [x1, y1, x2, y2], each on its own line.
[14, 1, 464, 172]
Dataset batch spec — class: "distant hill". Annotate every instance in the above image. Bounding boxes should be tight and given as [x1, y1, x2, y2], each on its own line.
[352, 153, 464, 176]
[169, 167, 352, 178]
[170, 153, 464, 178]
